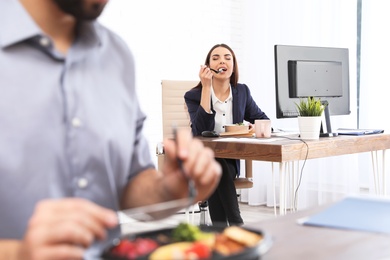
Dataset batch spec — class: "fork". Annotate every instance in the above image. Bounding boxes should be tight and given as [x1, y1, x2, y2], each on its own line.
[210, 68, 226, 74]
[173, 127, 197, 200]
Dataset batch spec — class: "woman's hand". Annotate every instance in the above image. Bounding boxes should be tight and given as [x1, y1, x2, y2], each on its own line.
[198, 65, 214, 113]
[248, 123, 255, 132]
[18, 199, 118, 260]
[199, 65, 213, 90]
[162, 128, 221, 203]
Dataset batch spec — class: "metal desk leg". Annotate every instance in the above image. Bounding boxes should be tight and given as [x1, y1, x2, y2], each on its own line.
[279, 162, 286, 215]
[272, 163, 277, 216]
[371, 150, 387, 195]
[274, 161, 300, 215]
[289, 161, 300, 212]
[384, 150, 387, 195]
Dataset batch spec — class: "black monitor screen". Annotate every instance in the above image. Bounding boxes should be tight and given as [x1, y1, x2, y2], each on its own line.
[274, 45, 350, 118]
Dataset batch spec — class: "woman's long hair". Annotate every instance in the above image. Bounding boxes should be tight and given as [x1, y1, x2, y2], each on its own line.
[195, 43, 239, 88]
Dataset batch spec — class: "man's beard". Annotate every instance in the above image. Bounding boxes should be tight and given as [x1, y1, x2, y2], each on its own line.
[53, 0, 106, 20]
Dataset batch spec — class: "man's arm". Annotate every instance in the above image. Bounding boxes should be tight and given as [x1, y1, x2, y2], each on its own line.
[120, 128, 221, 210]
[120, 168, 174, 210]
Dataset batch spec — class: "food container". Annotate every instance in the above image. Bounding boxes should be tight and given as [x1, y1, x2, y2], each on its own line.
[224, 124, 249, 133]
[101, 225, 272, 260]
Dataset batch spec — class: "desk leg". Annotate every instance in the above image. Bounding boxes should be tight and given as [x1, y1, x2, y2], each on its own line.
[272, 163, 277, 216]
[371, 151, 378, 194]
[288, 161, 294, 212]
[275, 161, 300, 215]
[279, 162, 286, 215]
[384, 150, 387, 195]
[289, 161, 300, 212]
[371, 150, 387, 195]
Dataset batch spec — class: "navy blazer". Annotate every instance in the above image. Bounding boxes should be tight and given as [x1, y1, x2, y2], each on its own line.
[184, 83, 269, 174]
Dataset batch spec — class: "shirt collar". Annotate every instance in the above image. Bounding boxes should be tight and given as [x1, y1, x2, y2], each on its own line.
[211, 84, 233, 106]
[0, 0, 101, 50]
[0, 0, 41, 48]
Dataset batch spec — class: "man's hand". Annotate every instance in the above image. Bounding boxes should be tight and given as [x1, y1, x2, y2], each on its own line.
[162, 128, 222, 203]
[18, 198, 118, 260]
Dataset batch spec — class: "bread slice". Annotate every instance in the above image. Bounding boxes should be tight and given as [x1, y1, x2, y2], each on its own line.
[223, 226, 262, 247]
[149, 242, 192, 260]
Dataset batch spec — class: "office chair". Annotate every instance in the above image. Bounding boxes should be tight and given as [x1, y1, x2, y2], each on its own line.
[157, 80, 254, 224]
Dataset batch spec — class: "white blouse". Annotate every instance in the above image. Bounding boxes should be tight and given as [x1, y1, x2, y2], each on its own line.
[211, 85, 233, 133]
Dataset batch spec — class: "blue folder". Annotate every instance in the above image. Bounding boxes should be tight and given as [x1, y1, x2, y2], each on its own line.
[337, 128, 384, 136]
[302, 196, 390, 234]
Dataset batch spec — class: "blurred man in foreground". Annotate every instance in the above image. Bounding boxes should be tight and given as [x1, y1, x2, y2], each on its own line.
[0, 0, 221, 259]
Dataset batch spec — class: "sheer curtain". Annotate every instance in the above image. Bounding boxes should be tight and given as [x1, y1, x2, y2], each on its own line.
[359, 0, 390, 195]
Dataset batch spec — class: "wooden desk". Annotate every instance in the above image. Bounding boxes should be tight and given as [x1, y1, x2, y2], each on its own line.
[199, 134, 390, 214]
[247, 202, 390, 260]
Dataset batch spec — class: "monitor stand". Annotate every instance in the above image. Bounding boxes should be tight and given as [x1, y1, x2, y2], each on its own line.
[320, 101, 338, 137]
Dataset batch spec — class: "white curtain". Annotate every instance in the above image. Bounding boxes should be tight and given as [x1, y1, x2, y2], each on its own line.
[359, 0, 390, 194]
[100, 0, 364, 210]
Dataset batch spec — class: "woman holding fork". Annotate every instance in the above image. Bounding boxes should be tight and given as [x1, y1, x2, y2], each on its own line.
[185, 43, 269, 226]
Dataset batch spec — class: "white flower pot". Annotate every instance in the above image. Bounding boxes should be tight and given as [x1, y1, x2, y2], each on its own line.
[298, 116, 322, 140]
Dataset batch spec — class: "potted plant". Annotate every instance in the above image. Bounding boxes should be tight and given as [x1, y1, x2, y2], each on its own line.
[295, 97, 326, 140]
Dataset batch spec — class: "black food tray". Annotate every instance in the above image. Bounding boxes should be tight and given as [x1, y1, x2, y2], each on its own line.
[102, 225, 272, 260]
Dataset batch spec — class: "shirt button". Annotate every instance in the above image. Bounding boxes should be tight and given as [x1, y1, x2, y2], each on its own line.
[78, 178, 88, 189]
[39, 36, 50, 47]
[71, 117, 82, 127]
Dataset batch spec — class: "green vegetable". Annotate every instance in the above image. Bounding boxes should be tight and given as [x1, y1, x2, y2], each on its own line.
[171, 223, 212, 242]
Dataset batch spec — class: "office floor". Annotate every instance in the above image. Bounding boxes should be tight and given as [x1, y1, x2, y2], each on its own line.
[120, 202, 276, 235]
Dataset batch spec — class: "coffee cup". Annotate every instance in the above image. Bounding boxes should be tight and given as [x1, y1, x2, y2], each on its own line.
[255, 119, 271, 138]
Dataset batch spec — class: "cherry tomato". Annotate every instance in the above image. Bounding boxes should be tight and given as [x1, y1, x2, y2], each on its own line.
[111, 238, 159, 259]
[112, 240, 135, 256]
[185, 242, 211, 259]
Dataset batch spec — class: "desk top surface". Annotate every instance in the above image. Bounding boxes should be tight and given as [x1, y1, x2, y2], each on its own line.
[246, 202, 390, 260]
[198, 133, 390, 162]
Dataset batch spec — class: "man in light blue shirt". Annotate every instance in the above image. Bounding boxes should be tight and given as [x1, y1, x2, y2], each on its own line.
[0, 0, 221, 259]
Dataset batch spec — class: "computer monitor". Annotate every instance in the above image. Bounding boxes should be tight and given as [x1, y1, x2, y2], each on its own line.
[274, 45, 350, 136]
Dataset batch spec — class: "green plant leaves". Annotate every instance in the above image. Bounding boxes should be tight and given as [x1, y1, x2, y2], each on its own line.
[295, 97, 326, 117]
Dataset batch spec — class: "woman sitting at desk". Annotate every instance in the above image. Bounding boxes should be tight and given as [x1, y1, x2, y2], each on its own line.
[184, 43, 269, 226]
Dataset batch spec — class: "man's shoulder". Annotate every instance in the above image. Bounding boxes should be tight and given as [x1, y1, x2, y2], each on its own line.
[94, 22, 128, 47]
[92, 22, 135, 64]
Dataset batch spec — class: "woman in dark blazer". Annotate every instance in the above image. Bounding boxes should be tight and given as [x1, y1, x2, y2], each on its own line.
[184, 43, 269, 226]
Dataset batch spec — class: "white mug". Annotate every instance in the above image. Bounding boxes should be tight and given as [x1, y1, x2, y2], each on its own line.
[255, 119, 271, 138]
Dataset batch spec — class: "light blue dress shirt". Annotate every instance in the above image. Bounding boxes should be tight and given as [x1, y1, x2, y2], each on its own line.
[0, 0, 155, 258]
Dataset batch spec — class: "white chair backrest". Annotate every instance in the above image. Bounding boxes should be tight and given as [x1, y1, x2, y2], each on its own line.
[161, 80, 198, 139]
